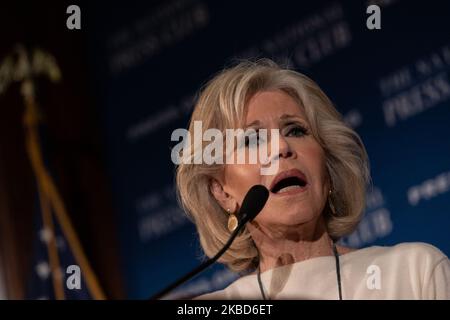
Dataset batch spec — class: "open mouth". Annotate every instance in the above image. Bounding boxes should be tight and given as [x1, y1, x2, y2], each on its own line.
[270, 169, 308, 194]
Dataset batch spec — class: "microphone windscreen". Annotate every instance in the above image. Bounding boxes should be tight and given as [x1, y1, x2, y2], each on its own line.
[238, 185, 269, 223]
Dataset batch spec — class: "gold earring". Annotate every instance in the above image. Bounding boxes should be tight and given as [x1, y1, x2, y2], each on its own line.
[328, 189, 337, 216]
[227, 208, 238, 232]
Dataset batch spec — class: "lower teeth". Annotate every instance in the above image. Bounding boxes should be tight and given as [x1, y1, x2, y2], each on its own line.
[277, 185, 303, 193]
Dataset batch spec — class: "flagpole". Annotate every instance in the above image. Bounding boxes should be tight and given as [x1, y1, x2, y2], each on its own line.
[1, 45, 107, 300]
[22, 79, 65, 299]
[22, 80, 106, 300]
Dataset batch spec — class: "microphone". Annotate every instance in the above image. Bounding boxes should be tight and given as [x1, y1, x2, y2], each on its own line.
[149, 184, 269, 300]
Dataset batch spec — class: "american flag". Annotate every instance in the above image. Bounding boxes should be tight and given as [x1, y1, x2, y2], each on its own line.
[26, 190, 92, 300]
[24, 120, 101, 300]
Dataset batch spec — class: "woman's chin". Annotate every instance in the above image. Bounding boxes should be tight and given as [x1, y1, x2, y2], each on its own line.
[265, 212, 318, 229]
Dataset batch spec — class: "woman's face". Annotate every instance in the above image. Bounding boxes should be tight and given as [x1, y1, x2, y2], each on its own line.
[216, 90, 330, 234]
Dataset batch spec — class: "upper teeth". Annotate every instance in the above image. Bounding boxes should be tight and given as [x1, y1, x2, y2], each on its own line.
[277, 185, 302, 193]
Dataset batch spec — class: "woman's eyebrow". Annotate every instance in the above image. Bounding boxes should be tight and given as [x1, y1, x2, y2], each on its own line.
[244, 115, 307, 128]
[244, 120, 261, 128]
[279, 114, 305, 121]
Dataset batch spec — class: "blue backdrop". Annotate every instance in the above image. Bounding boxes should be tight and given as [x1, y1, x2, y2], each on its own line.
[85, 0, 450, 299]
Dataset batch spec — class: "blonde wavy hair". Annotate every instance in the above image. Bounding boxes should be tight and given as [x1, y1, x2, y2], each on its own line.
[176, 59, 371, 272]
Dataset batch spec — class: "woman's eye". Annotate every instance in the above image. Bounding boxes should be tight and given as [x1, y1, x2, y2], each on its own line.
[244, 132, 264, 147]
[286, 125, 307, 137]
[244, 135, 256, 147]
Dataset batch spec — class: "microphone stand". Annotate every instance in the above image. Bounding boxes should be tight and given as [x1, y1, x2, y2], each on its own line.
[149, 221, 246, 300]
[148, 184, 269, 300]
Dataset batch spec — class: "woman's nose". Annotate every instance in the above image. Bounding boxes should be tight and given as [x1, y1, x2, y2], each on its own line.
[272, 134, 295, 161]
[279, 136, 294, 158]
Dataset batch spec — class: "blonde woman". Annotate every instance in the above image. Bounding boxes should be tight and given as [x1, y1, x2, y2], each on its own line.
[176, 59, 450, 299]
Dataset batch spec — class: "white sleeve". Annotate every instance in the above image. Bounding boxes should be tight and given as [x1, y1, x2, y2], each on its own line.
[424, 257, 450, 300]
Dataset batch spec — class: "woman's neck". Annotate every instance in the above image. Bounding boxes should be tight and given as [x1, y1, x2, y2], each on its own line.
[252, 218, 338, 273]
